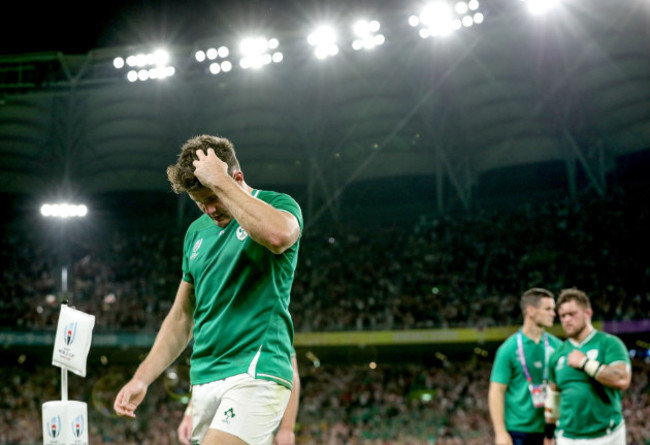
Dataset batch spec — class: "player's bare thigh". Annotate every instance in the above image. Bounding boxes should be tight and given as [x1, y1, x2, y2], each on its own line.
[202, 428, 247, 445]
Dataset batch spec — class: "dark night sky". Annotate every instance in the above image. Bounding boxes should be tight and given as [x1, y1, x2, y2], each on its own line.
[0, 0, 307, 56]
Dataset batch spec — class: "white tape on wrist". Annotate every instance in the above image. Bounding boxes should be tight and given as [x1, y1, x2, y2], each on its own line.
[184, 404, 193, 417]
[582, 358, 603, 377]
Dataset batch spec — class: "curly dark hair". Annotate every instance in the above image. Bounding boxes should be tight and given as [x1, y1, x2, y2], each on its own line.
[166, 135, 241, 194]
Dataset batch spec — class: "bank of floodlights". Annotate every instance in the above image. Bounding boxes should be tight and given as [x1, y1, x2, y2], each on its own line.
[113, 49, 175, 82]
[308, 26, 339, 59]
[521, 0, 562, 15]
[239, 37, 283, 69]
[409, 1, 484, 38]
[351, 19, 385, 51]
[40, 203, 88, 218]
[195, 45, 233, 75]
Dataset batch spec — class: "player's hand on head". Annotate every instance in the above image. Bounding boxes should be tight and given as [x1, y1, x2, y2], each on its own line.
[192, 148, 229, 188]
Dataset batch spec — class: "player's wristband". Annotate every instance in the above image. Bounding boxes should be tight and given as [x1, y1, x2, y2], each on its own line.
[544, 423, 556, 439]
[580, 357, 604, 377]
[184, 404, 192, 417]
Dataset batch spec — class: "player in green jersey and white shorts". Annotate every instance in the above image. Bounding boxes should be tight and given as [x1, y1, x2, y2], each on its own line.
[113, 135, 303, 445]
[546, 288, 632, 445]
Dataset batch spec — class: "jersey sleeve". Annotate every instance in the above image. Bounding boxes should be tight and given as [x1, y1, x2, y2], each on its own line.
[266, 192, 303, 233]
[490, 342, 512, 385]
[603, 334, 631, 367]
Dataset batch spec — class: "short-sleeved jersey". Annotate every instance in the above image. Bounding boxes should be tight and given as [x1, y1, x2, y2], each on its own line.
[490, 330, 562, 433]
[548, 330, 631, 439]
[182, 189, 302, 390]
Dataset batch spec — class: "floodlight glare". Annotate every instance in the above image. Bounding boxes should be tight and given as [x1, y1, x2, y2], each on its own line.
[524, 0, 560, 15]
[351, 19, 384, 51]
[455, 2, 469, 14]
[419, 2, 454, 37]
[462, 15, 474, 27]
[209, 63, 221, 74]
[308, 26, 339, 59]
[207, 48, 218, 60]
[127, 71, 138, 82]
[408, 15, 420, 27]
[152, 49, 169, 65]
[221, 61, 233, 72]
[272, 52, 283, 63]
[218, 46, 229, 58]
[138, 69, 149, 81]
[195, 50, 206, 62]
[113, 57, 125, 69]
[468, 0, 480, 10]
[474, 12, 484, 23]
[40, 203, 88, 218]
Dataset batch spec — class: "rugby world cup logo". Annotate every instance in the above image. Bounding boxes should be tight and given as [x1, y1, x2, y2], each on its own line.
[72, 414, 85, 438]
[47, 415, 62, 438]
[64, 321, 78, 346]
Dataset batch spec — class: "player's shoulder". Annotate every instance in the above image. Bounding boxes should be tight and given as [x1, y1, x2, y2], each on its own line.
[594, 330, 626, 346]
[496, 332, 519, 352]
[546, 332, 563, 346]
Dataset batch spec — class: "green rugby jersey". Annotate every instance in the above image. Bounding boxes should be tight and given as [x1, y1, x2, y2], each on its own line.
[548, 330, 630, 439]
[182, 189, 302, 390]
[490, 331, 562, 433]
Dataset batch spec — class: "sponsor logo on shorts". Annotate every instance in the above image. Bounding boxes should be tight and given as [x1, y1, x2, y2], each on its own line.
[223, 407, 236, 424]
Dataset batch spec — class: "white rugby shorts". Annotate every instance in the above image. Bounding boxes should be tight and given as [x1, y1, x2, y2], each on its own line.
[190, 373, 291, 445]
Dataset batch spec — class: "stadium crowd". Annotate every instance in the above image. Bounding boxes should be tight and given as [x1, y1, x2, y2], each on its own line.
[0, 355, 648, 444]
[1, 194, 648, 333]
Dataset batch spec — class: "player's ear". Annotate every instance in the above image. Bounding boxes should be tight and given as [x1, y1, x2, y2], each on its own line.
[232, 170, 244, 184]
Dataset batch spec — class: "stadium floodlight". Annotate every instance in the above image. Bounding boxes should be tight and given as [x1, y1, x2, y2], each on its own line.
[113, 57, 125, 69]
[114, 48, 175, 82]
[410, 0, 484, 39]
[307, 25, 339, 59]
[194, 43, 232, 76]
[522, 0, 561, 15]
[351, 19, 384, 51]
[40, 203, 88, 218]
[239, 37, 283, 70]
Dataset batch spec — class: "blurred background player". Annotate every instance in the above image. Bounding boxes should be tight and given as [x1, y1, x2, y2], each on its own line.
[546, 288, 631, 445]
[489, 288, 562, 445]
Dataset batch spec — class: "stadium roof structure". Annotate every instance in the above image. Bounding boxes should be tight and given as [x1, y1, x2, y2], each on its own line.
[0, 0, 648, 223]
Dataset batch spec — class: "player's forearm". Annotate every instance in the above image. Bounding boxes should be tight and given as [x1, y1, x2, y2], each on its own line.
[134, 295, 194, 385]
[593, 364, 631, 390]
[488, 384, 508, 435]
[211, 179, 299, 254]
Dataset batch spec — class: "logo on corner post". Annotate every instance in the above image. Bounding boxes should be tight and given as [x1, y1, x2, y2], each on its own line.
[71, 415, 84, 438]
[47, 416, 61, 438]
